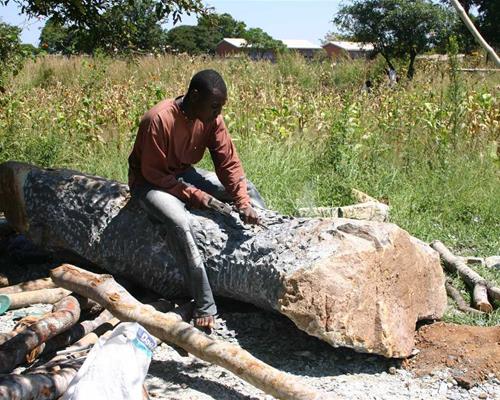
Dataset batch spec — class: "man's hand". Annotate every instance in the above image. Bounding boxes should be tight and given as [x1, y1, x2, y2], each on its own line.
[238, 205, 260, 225]
[201, 193, 211, 209]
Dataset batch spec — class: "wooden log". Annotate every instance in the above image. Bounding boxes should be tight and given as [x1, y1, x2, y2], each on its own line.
[0, 161, 447, 357]
[0, 278, 57, 294]
[51, 264, 332, 400]
[298, 202, 389, 222]
[0, 362, 81, 400]
[30, 300, 171, 362]
[7, 349, 149, 400]
[431, 241, 496, 312]
[458, 68, 500, 73]
[0, 295, 80, 373]
[0, 314, 46, 345]
[27, 309, 115, 362]
[445, 280, 484, 315]
[0, 274, 8, 288]
[0, 288, 71, 313]
[351, 188, 378, 203]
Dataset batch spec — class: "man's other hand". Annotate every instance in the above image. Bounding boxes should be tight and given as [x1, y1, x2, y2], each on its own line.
[201, 193, 211, 209]
[238, 206, 260, 225]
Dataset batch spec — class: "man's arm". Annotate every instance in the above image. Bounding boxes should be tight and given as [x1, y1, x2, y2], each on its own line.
[208, 117, 260, 224]
[140, 116, 208, 208]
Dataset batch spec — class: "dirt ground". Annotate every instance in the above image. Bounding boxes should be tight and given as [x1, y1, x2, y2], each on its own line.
[406, 322, 500, 389]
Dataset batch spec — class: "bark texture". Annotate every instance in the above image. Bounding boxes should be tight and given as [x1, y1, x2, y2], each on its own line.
[0, 161, 447, 357]
[298, 201, 389, 222]
[51, 264, 330, 400]
[431, 241, 498, 312]
[1, 288, 71, 311]
[445, 280, 484, 315]
[28, 309, 114, 362]
[0, 362, 81, 400]
[0, 278, 57, 295]
[0, 295, 80, 373]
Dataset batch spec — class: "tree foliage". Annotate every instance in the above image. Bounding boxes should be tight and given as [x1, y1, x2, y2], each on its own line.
[334, 0, 455, 79]
[165, 12, 284, 55]
[165, 13, 246, 54]
[0, 0, 206, 28]
[5, 0, 206, 54]
[442, 0, 500, 49]
[0, 21, 25, 90]
[242, 28, 285, 52]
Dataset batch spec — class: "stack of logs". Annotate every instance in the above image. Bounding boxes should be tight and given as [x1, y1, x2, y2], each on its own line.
[431, 241, 500, 315]
[0, 263, 331, 400]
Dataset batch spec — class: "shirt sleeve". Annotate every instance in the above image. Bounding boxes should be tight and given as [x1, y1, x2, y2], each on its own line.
[140, 115, 207, 208]
[208, 116, 251, 209]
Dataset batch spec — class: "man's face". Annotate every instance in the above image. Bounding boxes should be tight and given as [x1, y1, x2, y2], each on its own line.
[193, 88, 227, 124]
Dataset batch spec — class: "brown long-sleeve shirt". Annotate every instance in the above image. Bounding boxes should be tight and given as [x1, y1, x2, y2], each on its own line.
[128, 98, 250, 209]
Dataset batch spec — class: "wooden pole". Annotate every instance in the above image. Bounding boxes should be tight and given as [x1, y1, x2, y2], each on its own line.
[431, 241, 496, 312]
[0, 278, 57, 294]
[445, 280, 484, 315]
[0, 295, 80, 373]
[51, 264, 332, 400]
[1, 288, 71, 312]
[448, 0, 500, 67]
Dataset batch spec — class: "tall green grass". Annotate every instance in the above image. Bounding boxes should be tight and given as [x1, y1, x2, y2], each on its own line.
[1, 53, 498, 324]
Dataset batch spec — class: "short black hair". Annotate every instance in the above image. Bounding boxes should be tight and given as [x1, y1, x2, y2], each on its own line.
[187, 69, 227, 98]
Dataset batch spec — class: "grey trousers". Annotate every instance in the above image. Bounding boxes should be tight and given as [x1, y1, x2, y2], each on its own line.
[133, 167, 266, 317]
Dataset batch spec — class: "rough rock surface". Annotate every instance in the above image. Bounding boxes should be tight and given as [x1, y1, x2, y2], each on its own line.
[0, 161, 447, 357]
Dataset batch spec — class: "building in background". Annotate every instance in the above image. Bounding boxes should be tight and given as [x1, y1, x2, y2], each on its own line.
[215, 38, 322, 60]
[323, 41, 374, 59]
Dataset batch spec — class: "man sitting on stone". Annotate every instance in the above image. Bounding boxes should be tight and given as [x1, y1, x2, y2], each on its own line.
[128, 69, 266, 329]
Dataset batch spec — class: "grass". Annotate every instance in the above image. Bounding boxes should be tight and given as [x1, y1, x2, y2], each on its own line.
[0, 53, 498, 325]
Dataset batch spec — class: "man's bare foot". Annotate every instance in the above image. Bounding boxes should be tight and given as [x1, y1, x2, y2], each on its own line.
[194, 315, 216, 330]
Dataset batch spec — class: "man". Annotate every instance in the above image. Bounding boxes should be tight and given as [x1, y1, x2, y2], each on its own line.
[128, 69, 265, 329]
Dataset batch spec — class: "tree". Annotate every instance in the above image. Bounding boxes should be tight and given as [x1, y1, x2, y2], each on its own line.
[38, 0, 170, 54]
[164, 25, 202, 54]
[165, 13, 247, 55]
[442, 0, 500, 49]
[0, 21, 24, 90]
[0, 0, 206, 29]
[164, 12, 284, 55]
[242, 28, 285, 52]
[2, 0, 207, 54]
[39, 18, 73, 53]
[334, 0, 455, 79]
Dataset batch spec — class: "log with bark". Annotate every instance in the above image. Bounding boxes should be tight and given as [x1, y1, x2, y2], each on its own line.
[298, 201, 389, 222]
[50, 264, 330, 400]
[0, 314, 47, 345]
[0, 288, 71, 313]
[445, 280, 484, 315]
[27, 309, 114, 362]
[0, 322, 119, 400]
[0, 161, 447, 357]
[0, 295, 80, 373]
[0, 277, 57, 294]
[0, 361, 82, 400]
[431, 241, 499, 312]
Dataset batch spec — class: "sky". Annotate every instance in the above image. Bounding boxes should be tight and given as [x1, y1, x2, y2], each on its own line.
[0, 0, 341, 46]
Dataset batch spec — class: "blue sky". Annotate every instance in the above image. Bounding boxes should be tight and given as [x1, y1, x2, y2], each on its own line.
[0, 0, 341, 46]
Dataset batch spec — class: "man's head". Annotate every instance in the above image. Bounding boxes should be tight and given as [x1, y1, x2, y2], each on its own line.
[184, 69, 227, 124]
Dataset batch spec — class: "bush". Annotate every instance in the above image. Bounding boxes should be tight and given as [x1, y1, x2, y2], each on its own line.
[0, 22, 26, 91]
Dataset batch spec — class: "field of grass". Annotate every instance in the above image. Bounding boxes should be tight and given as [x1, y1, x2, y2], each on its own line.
[0, 53, 498, 325]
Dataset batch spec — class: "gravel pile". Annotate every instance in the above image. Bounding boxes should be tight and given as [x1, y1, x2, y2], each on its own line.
[144, 308, 499, 400]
